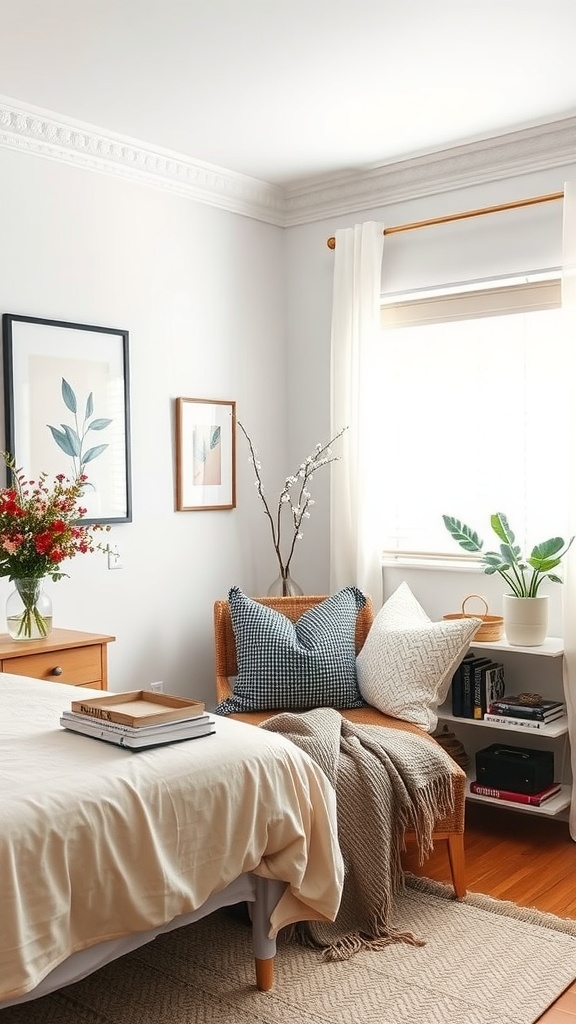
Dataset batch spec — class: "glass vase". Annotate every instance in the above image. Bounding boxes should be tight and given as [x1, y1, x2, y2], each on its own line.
[6, 578, 53, 641]
[267, 572, 304, 597]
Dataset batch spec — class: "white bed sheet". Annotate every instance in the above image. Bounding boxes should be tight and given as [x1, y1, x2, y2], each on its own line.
[0, 676, 343, 1003]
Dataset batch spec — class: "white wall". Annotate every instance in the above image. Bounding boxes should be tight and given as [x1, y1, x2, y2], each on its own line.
[2, 141, 574, 707]
[0, 145, 288, 706]
[285, 161, 576, 623]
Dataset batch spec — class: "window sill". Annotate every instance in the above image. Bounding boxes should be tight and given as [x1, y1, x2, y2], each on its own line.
[381, 556, 484, 572]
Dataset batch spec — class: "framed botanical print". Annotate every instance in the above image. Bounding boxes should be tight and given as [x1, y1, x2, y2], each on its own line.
[176, 397, 236, 511]
[2, 314, 132, 523]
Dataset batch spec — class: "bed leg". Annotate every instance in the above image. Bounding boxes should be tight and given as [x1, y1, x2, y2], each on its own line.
[255, 956, 274, 991]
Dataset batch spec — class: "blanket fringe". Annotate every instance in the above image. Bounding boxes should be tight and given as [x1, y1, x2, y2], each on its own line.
[293, 925, 425, 962]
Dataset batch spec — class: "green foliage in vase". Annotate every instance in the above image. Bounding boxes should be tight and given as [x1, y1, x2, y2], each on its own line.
[442, 513, 574, 597]
[47, 378, 112, 486]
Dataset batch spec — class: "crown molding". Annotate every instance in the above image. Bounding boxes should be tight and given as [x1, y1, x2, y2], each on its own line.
[0, 96, 286, 226]
[284, 117, 576, 226]
[1, 95, 575, 228]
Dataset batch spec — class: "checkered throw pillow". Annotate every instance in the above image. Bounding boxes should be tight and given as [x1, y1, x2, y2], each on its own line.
[215, 585, 367, 714]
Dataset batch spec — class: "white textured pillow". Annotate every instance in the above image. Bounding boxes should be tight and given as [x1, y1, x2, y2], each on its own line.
[356, 582, 482, 732]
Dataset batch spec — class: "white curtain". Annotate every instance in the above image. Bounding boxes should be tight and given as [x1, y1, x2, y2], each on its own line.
[330, 221, 385, 606]
[562, 182, 576, 840]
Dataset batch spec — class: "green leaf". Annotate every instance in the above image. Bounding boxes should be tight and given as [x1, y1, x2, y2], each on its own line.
[47, 424, 77, 457]
[82, 444, 108, 464]
[442, 515, 483, 553]
[87, 418, 112, 431]
[531, 538, 566, 560]
[62, 424, 81, 457]
[85, 392, 94, 419]
[527, 555, 561, 573]
[210, 426, 221, 450]
[490, 513, 515, 547]
[500, 542, 522, 566]
[484, 551, 511, 570]
[61, 378, 77, 414]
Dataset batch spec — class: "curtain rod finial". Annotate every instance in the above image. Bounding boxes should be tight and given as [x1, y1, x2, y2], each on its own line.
[327, 236, 336, 250]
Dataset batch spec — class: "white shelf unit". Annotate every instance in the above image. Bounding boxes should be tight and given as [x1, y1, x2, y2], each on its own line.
[438, 636, 572, 818]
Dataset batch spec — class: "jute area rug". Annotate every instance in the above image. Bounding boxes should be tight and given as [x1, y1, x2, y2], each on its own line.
[3, 876, 576, 1024]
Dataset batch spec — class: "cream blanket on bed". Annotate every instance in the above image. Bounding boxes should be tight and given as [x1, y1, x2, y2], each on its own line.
[261, 708, 457, 960]
[1, 677, 344, 1002]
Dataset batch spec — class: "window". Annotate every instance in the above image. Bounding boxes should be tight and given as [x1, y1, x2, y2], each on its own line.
[377, 274, 571, 561]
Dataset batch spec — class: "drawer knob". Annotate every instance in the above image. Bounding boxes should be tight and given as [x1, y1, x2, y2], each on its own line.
[50, 666, 63, 676]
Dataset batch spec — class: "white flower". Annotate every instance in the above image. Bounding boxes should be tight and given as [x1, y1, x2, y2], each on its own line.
[237, 420, 347, 583]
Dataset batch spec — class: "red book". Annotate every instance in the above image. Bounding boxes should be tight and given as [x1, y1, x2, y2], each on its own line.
[469, 781, 561, 806]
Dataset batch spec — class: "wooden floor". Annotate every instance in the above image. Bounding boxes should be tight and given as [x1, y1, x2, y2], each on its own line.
[402, 802, 576, 1021]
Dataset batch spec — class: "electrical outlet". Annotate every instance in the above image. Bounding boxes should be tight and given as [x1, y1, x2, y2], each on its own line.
[150, 681, 163, 693]
[107, 546, 123, 570]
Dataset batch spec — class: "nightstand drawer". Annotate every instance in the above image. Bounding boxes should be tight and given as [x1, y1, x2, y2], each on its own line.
[2, 644, 103, 686]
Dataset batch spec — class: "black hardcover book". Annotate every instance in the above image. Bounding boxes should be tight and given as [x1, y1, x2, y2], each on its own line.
[488, 696, 564, 720]
[472, 658, 495, 720]
[460, 657, 474, 718]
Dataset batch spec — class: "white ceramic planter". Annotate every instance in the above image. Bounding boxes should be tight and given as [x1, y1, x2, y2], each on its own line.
[503, 594, 549, 646]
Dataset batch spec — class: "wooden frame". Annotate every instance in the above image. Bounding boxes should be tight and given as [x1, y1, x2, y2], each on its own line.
[2, 313, 132, 524]
[176, 398, 236, 511]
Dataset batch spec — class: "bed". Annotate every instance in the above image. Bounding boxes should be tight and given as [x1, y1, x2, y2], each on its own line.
[0, 675, 344, 1007]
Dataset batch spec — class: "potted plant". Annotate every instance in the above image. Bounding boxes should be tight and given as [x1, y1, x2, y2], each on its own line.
[442, 513, 574, 645]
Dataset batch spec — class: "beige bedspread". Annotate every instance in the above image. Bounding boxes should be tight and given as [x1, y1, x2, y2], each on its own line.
[0, 676, 343, 1001]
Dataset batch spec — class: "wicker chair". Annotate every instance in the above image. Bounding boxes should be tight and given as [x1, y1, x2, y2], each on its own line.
[213, 594, 467, 898]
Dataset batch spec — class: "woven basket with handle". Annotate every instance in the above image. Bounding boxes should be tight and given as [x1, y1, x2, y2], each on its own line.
[442, 594, 504, 642]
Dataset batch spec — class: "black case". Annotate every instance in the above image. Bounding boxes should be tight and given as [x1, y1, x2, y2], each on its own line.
[475, 743, 554, 795]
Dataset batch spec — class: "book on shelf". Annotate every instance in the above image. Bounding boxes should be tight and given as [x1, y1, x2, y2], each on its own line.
[469, 780, 562, 806]
[451, 656, 505, 719]
[483, 712, 566, 730]
[460, 655, 483, 718]
[488, 697, 565, 721]
[450, 661, 465, 717]
[61, 710, 216, 749]
[473, 661, 505, 720]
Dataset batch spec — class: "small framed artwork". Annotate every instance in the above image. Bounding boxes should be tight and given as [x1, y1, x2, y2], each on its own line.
[2, 313, 132, 524]
[176, 398, 236, 511]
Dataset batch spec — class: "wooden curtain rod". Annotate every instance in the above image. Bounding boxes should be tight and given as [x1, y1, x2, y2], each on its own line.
[326, 190, 564, 249]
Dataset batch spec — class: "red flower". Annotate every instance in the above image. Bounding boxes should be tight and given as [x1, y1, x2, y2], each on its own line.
[0, 455, 110, 582]
[34, 532, 54, 554]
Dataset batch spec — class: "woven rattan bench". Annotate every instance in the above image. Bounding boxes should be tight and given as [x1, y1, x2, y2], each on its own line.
[213, 594, 467, 899]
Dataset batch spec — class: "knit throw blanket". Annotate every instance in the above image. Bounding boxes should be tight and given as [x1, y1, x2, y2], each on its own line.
[260, 708, 457, 961]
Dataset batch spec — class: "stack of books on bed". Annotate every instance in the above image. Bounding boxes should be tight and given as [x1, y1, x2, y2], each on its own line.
[60, 690, 215, 749]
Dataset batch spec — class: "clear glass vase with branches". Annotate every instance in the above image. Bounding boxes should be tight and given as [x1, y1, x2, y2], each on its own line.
[238, 422, 346, 596]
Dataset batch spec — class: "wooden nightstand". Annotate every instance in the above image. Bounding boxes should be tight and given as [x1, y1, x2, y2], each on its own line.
[0, 629, 115, 689]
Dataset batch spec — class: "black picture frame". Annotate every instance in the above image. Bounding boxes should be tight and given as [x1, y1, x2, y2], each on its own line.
[2, 314, 132, 524]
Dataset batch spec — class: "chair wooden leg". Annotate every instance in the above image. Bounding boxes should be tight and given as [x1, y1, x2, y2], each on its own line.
[446, 833, 467, 899]
[255, 956, 274, 991]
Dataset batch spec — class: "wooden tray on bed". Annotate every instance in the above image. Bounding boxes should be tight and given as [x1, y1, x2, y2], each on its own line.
[70, 690, 206, 727]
